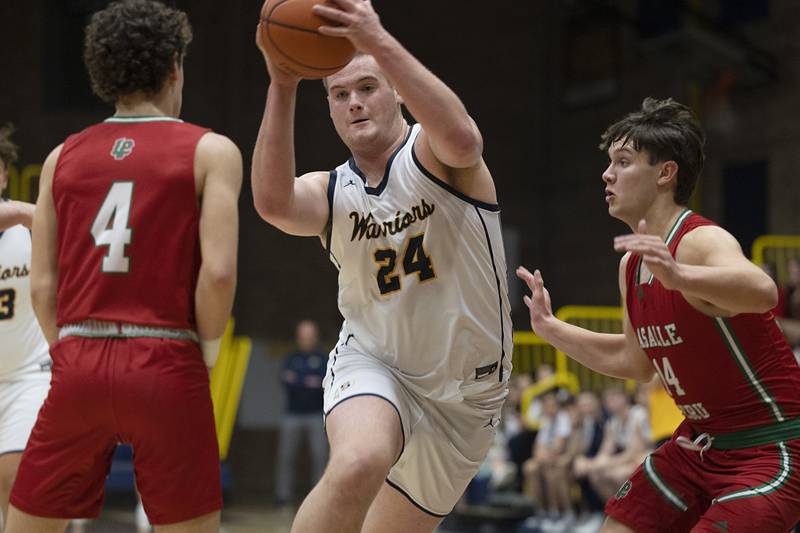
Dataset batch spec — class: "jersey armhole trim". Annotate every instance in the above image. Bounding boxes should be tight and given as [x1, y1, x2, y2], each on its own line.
[410, 143, 500, 212]
[475, 206, 506, 381]
[324, 170, 341, 269]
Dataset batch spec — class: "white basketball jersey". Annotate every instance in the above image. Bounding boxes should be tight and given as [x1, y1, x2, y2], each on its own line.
[323, 124, 512, 401]
[0, 225, 50, 377]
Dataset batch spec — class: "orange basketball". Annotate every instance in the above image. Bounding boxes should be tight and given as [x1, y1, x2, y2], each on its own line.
[260, 0, 356, 79]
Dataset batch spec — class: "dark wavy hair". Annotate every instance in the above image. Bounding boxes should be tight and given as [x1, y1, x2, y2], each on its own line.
[0, 124, 18, 170]
[599, 98, 706, 205]
[83, 0, 192, 103]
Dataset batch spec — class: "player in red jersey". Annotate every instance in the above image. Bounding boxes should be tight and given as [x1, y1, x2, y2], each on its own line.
[4, 1, 241, 531]
[518, 98, 800, 532]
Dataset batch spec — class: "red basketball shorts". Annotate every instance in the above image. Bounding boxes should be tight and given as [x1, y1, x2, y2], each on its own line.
[10, 336, 221, 525]
[606, 422, 800, 532]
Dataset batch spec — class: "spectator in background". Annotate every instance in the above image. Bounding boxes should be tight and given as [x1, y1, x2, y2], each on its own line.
[522, 391, 573, 525]
[571, 392, 605, 518]
[505, 371, 536, 491]
[503, 372, 534, 489]
[573, 387, 651, 502]
[521, 364, 556, 429]
[275, 320, 328, 506]
[572, 392, 604, 460]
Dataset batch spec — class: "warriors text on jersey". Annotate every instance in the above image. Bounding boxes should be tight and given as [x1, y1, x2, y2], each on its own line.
[0, 224, 49, 376]
[53, 117, 209, 329]
[323, 124, 512, 401]
[625, 210, 800, 434]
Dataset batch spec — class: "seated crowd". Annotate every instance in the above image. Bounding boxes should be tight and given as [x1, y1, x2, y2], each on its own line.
[465, 364, 683, 533]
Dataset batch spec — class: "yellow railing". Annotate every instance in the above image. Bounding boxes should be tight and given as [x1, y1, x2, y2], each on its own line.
[6, 163, 40, 202]
[751, 235, 800, 286]
[511, 331, 556, 376]
[513, 305, 627, 393]
[209, 320, 252, 460]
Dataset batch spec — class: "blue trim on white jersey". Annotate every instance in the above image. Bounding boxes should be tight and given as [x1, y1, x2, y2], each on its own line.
[325, 170, 340, 269]
[347, 126, 414, 196]
[410, 143, 500, 212]
[475, 207, 506, 381]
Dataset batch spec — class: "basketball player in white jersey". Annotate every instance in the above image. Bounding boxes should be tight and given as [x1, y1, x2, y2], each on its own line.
[0, 125, 50, 525]
[253, 1, 511, 531]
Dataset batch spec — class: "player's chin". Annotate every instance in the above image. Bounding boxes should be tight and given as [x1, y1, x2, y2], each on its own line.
[347, 128, 378, 148]
[607, 202, 626, 221]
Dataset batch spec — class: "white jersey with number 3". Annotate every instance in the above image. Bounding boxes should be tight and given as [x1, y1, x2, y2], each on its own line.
[0, 225, 50, 377]
[323, 124, 512, 401]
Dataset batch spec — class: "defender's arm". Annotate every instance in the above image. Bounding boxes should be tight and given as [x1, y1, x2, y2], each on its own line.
[194, 133, 242, 345]
[31, 145, 63, 345]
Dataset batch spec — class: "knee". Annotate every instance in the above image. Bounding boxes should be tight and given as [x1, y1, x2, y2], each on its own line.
[325, 447, 393, 497]
[0, 470, 15, 495]
[542, 465, 559, 482]
[523, 458, 539, 477]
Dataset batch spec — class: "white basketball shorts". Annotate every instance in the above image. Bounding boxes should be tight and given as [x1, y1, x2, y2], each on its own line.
[0, 370, 50, 455]
[322, 336, 508, 516]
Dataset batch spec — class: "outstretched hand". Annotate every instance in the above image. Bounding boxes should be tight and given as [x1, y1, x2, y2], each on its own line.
[516, 266, 555, 336]
[312, 0, 387, 52]
[614, 219, 683, 290]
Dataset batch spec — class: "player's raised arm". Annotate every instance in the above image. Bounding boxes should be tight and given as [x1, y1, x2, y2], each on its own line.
[0, 202, 34, 231]
[614, 220, 777, 315]
[314, 0, 483, 169]
[251, 24, 330, 237]
[516, 261, 654, 382]
[195, 133, 241, 345]
[30, 145, 62, 345]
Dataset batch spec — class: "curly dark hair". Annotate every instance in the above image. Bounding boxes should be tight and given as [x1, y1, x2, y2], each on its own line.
[599, 97, 706, 206]
[83, 0, 192, 103]
[0, 124, 19, 170]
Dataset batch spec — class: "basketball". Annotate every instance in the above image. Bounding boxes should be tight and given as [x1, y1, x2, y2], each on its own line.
[259, 0, 356, 79]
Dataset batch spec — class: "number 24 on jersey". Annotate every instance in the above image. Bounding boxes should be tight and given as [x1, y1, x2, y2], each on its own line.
[374, 234, 436, 295]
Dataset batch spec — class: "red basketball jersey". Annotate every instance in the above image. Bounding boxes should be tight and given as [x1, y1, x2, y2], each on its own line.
[53, 117, 209, 330]
[625, 210, 800, 434]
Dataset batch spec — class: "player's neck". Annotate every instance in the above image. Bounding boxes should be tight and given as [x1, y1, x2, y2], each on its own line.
[114, 91, 177, 119]
[639, 202, 688, 242]
[350, 122, 409, 186]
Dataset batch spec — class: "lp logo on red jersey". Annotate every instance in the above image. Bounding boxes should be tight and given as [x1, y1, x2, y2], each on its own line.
[110, 138, 135, 160]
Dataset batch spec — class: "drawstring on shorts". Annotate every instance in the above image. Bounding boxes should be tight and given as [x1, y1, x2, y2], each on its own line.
[676, 432, 714, 461]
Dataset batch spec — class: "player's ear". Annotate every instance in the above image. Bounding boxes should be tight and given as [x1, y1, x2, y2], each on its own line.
[169, 55, 182, 83]
[657, 160, 678, 187]
[395, 90, 404, 106]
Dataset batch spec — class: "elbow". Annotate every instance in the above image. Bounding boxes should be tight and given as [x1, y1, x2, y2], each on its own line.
[441, 125, 483, 168]
[204, 262, 237, 293]
[756, 281, 779, 314]
[252, 195, 273, 221]
[30, 285, 45, 314]
[253, 196, 287, 225]
[30, 274, 52, 301]
[30, 277, 54, 315]
[252, 186, 294, 227]
[631, 365, 656, 383]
